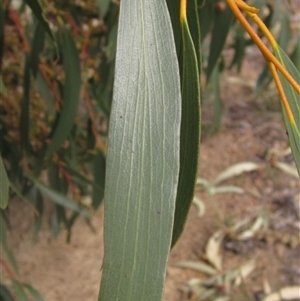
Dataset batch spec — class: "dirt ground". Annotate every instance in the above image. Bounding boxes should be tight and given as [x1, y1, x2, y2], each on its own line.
[2, 43, 300, 301]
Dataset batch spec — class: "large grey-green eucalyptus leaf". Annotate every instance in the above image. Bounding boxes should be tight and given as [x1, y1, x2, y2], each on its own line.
[98, 0, 181, 300]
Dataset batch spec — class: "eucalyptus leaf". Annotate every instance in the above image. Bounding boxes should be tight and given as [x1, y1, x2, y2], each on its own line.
[0, 284, 15, 301]
[274, 45, 300, 176]
[0, 76, 6, 95]
[98, 0, 181, 299]
[23, 284, 45, 301]
[45, 26, 81, 158]
[20, 55, 31, 155]
[0, 214, 19, 274]
[206, 2, 233, 81]
[171, 0, 201, 247]
[0, 155, 9, 209]
[24, 0, 54, 40]
[27, 174, 90, 218]
[12, 281, 29, 301]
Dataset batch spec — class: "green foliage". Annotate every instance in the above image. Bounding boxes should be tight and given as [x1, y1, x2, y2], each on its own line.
[1, 0, 118, 235]
[0, 0, 299, 300]
[98, 0, 182, 299]
[1, 1, 117, 296]
[274, 45, 300, 174]
[0, 155, 9, 209]
[172, 0, 201, 247]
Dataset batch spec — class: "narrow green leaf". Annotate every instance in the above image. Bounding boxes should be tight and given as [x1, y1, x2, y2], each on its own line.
[187, 0, 201, 71]
[291, 37, 300, 68]
[20, 55, 31, 154]
[92, 152, 105, 209]
[171, 5, 201, 247]
[166, 0, 201, 66]
[97, 0, 111, 18]
[11, 281, 29, 301]
[27, 174, 90, 218]
[198, 0, 218, 42]
[277, 12, 290, 51]
[50, 208, 61, 239]
[230, 26, 246, 71]
[211, 63, 223, 132]
[66, 165, 103, 194]
[31, 189, 43, 242]
[206, 2, 233, 81]
[0, 155, 9, 209]
[0, 284, 15, 301]
[274, 45, 300, 176]
[23, 284, 45, 301]
[30, 23, 45, 77]
[0, 214, 19, 275]
[45, 26, 81, 158]
[24, 0, 54, 40]
[36, 70, 55, 117]
[99, 0, 181, 299]
[0, 2, 4, 69]
[0, 75, 6, 95]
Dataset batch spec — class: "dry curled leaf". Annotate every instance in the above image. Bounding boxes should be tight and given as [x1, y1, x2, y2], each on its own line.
[205, 231, 224, 271]
[262, 286, 300, 301]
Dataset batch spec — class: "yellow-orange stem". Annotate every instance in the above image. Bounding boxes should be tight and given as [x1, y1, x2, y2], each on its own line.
[226, 0, 300, 94]
[235, 0, 259, 14]
[180, 0, 187, 21]
[269, 62, 295, 125]
[245, 11, 277, 47]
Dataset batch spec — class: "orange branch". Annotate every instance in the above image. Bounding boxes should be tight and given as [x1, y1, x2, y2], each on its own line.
[225, 0, 300, 94]
[269, 62, 295, 125]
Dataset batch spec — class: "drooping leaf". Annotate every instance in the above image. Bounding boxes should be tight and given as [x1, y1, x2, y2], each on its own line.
[0, 76, 6, 95]
[11, 281, 29, 301]
[229, 26, 247, 71]
[45, 26, 81, 158]
[96, 0, 111, 18]
[290, 37, 300, 68]
[277, 12, 290, 51]
[0, 155, 9, 209]
[36, 70, 55, 117]
[23, 284, 45, 301]
[0, 284, 15, 301]
[198, 0, 218, 42]
[20, 55, 31, 155]
[273, 45, 300, 176]
[30, 23, 45, 77]
[187, 0, 201, 71]
[27, 174, 90, 218]
[171, 0, 201, 247]
[24, 0, 54, 40]
[92, 151, 105, 209]
[0, 214, 19, 274]
[210, 63, 223, 132]
[31, 189, 44, 242]
[206, 2, 233, 81]
[0, 2, 5, 70]
[98, 0, 181, 299]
